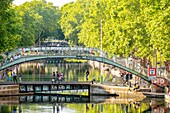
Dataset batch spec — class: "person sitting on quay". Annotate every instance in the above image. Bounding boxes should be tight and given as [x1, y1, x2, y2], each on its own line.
[133, 102, 140, 109]
[91, 76, 97, 84]
[133, 82, 140, 92]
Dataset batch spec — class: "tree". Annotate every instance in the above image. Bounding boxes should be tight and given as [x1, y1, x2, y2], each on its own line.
[15, 0, 64, 47]
[60, 0, 89, 46]
[0, 0, 21, 52]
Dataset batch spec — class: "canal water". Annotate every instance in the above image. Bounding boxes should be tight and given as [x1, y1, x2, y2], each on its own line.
[1, 60, 170, 113]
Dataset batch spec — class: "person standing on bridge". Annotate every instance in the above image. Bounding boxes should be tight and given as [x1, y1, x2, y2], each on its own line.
[86, 70, 89, 81]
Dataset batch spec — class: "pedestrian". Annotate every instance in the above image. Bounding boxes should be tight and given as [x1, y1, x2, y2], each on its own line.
[120, 72, 125, 84]
[86, 70, 89, 81]
[56, 71, 60, 82]
[18, 72, 22, 83]
[133, 82, 140, 92]
[123, 72, 129, 85]
[91, 76, 96, 84]
[60, 73, 64, 81]
[133, 102, 140, 109]
[12, 72, 18, 84]
[52, 72, 55, 83]
[8, 70, 12, 81]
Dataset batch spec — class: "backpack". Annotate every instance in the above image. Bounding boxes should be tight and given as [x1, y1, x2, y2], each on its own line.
[129, 74, 132, 79]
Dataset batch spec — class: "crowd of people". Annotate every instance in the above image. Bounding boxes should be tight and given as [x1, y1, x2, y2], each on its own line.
[52, 71, 64, 83]
[1, 69, 22, 84]
[120, 72, 133, 86]
[120, 71, 140, 91]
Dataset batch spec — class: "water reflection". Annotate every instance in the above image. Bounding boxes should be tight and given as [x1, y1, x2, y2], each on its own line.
[16, 60, 97, 82]
[0, 95, 169, 113]
[19, 95, 90, 103]
[2, 61, 170, 113]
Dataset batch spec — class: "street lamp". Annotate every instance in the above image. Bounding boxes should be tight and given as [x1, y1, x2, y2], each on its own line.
[100, 19, 103, 84]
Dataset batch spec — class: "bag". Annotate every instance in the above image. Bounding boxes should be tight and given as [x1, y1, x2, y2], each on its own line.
[52, 78, 55, 82]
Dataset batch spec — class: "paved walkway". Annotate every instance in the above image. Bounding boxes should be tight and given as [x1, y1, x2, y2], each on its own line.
[0, 81, 91, 85]
[143, 92, 165, 98]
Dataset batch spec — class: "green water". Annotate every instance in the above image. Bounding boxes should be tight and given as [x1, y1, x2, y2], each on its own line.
[1, 60, 170, 113]
[0, 99, 169, 113]
[17, 60, 100, 82]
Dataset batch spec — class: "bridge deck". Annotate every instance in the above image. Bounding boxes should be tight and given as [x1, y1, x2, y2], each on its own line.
[0, 54, 151, 83]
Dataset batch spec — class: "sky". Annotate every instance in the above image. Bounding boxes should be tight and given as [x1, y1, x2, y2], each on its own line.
[13, 0, 76, 7]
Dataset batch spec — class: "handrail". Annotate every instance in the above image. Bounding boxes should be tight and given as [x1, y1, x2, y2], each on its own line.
[0, 55, 151, 82]
[2, 46, 164, 87]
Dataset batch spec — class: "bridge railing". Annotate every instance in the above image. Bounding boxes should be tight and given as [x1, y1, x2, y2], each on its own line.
[2, 46, 106, 66]
[0, 46, 156, 84]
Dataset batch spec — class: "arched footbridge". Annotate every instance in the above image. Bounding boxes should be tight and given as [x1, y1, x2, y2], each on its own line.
[0, 54, 150, 82]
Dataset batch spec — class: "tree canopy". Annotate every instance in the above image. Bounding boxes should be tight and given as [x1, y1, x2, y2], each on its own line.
[15, 0, 64, 46]
[0, 0, 21, 52]
[0, 0, 169, 64]
[60, 0, 170, 62]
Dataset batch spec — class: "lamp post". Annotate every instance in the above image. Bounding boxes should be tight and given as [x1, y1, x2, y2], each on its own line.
[100, 19, 103, 84]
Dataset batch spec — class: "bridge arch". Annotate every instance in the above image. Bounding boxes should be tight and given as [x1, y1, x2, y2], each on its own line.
[0, 55, 151, 82]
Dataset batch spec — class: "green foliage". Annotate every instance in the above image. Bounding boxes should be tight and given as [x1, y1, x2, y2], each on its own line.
[60, 0, 87, 46]
[0, 55, 3, 59]
[0, 0, 21, 52]
[65, 59, 87, 63]
[14, 0, 64, 47]
[60, 0, 170, 62]
[0, 0, 169, 64]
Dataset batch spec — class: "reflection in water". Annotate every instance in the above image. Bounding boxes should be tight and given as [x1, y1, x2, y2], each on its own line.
[2, 61, 170, 113]
[19, 104, 22, 113]
[12, 106, 17, 113]
[16, 60, 97, 82]
[86, 104, 89, 112]
[0, 95, 168, 113]
[0, 99, 168, 113]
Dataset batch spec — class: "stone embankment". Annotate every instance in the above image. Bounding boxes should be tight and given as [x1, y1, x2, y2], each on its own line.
[0, 85, 33, 96]
[0, 96, 19, 104]
[165, 94, 170, 103]
[90, 84, 146, 102]
[0, 85, 19, 96]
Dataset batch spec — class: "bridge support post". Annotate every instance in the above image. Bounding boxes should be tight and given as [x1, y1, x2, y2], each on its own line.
[88, 85, 90, 97]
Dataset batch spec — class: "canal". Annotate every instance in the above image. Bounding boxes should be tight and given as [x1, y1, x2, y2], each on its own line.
[0, 60, 170, 113]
